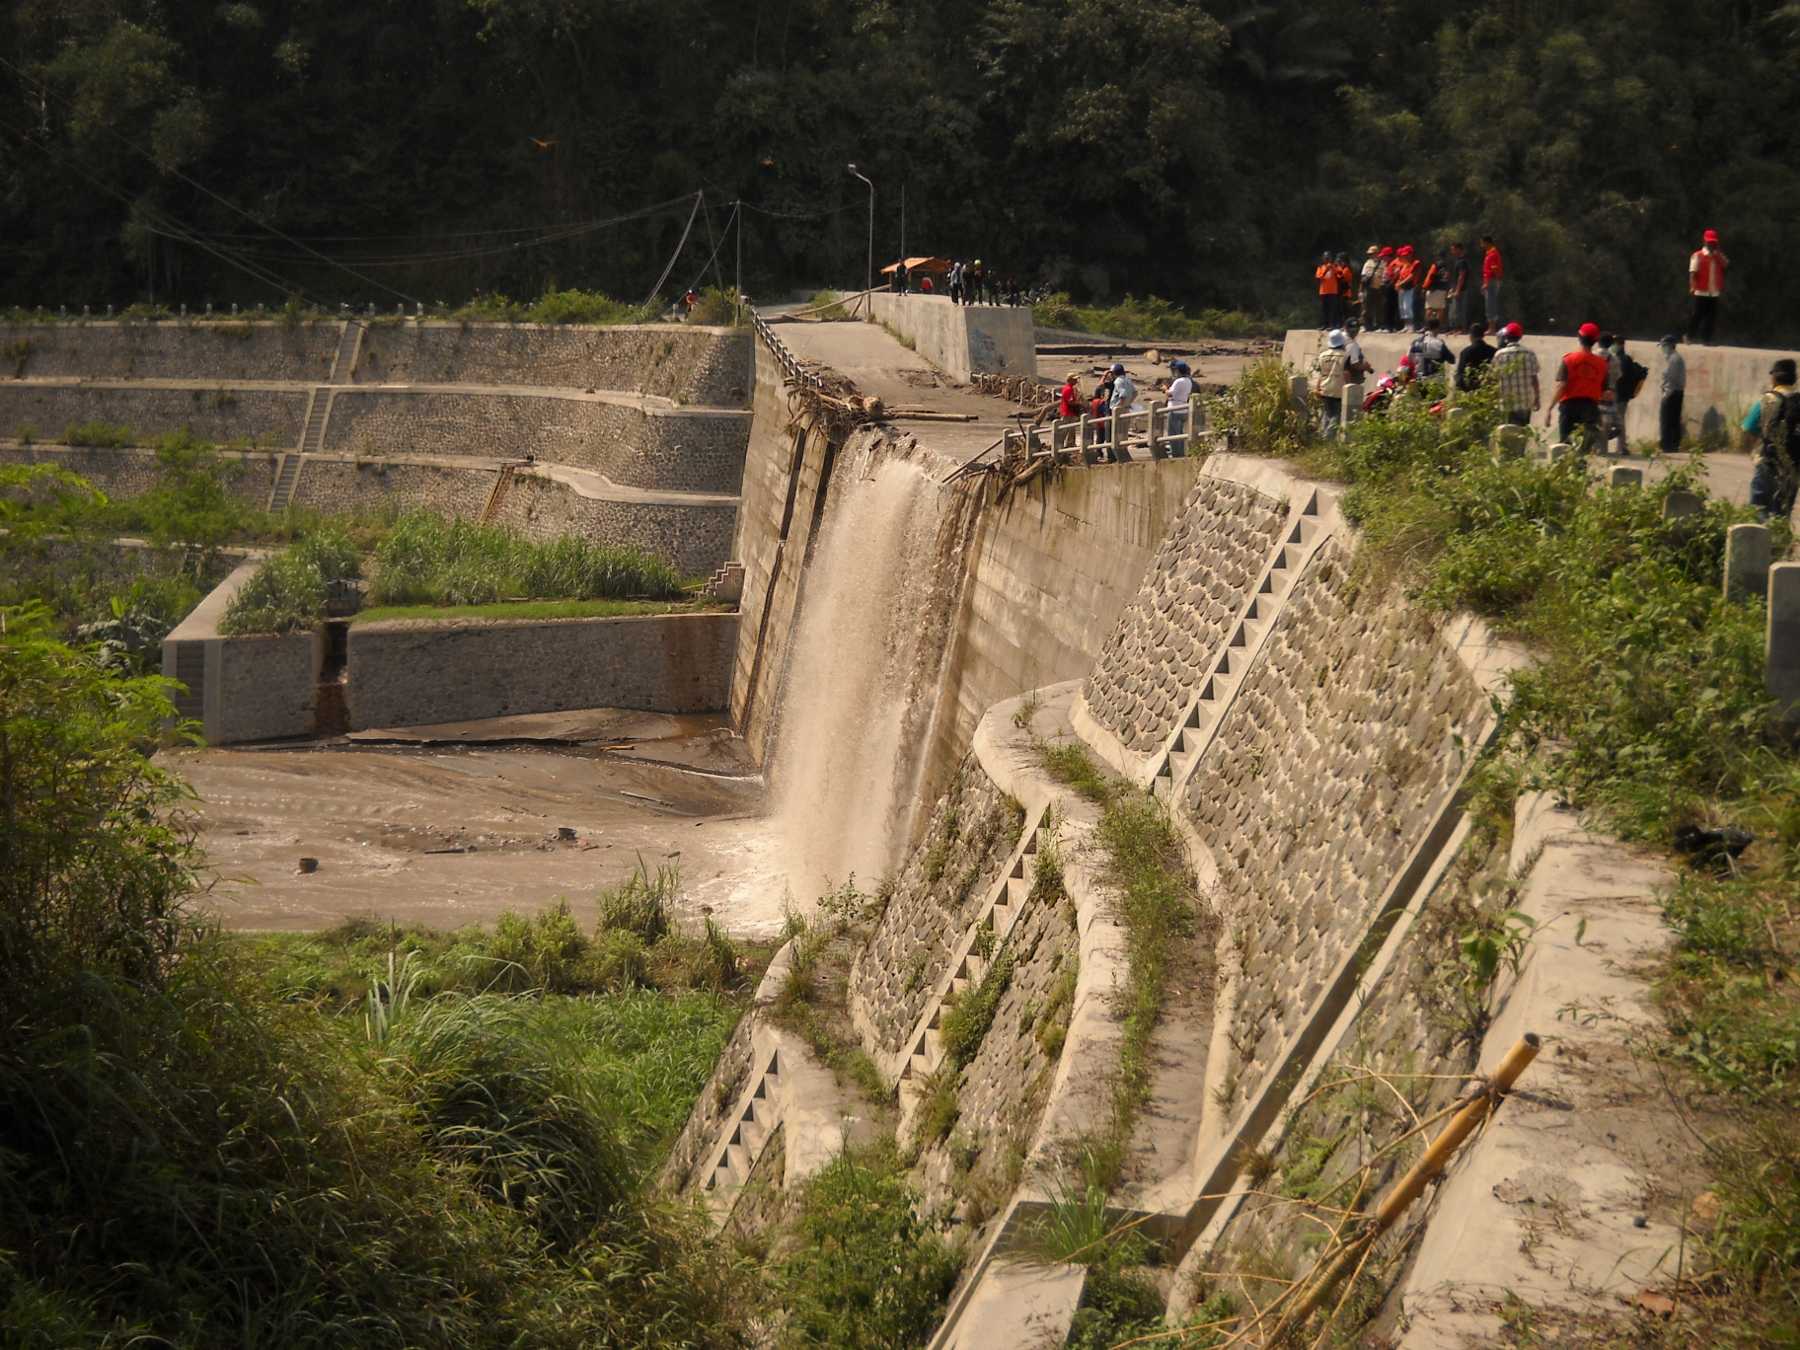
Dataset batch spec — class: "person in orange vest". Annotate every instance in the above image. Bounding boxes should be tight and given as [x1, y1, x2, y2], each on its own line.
[1333, 252, 1356, 324]
[1686, 228, 1729, 345]
[1547, 321, 1610, 450]
[1380, 246, 1402, 331]
[1314, 251, 1341, 329]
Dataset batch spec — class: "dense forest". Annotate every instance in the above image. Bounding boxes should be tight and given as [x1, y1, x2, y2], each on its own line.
[3, 0, 1799, 340]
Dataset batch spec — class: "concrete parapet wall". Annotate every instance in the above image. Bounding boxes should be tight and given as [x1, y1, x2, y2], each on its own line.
[352, 323, 751, 404]
[1283, 326, 1783, 445]
[0, 320, 339, 382]
[345, 611, 736, 729]
[162, 561, 321, 745]
[0, 383, 305, 447]
[321, 388, 750, 493]
[865, 294, 1035, 381]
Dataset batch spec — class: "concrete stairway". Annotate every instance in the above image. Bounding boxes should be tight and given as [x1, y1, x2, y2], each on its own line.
[698, 1044, 784, 1223]
[701, 560, 745, 603]
[266, 452, 304, 512]
[478, 463, 516, 523]
[298, 387, 333, 454]
[1150, 492, 1332, 803]
[895, 806, 1049, 1122]
[328, 321, 362, 382]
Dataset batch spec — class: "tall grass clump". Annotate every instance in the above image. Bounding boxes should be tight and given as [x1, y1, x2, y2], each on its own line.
[1205, 355, 1311, 459]
[219, 525, 360, 634]
[369, 511, 682, 607]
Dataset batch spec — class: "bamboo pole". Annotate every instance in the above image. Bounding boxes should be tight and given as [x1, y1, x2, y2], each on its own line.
[1264, 1033, 1540, 1344]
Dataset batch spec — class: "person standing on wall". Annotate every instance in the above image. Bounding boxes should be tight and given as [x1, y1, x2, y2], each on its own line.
[948, 261, 964, 306]
[1745, 357, 1800, 520]
[1658, 334, 1686, 455]
[1360, 246, 1383, 328]
[1478, 234, 1504, 330]
[1394, 245, 1420, 332]
[1315, 251, 1341, 329]
[1686, 229, 1729, 345]
[1454, 321, 1495, 392]
[1335, 253, 1356, 325]
[1548, 322, 1609, 451]
[1447, 241, 1471, 333]
[1422, 248, 1449, 330]
[1491, 323, 1540, 426]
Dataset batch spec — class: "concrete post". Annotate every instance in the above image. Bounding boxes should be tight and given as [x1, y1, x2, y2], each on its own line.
[1547, 442, 1571, 462]
[1663, 489, 1703, 520]
[1108, 403, 1122, 458]
[1291, 375, 1310, 422]
[1606, 464, 1643, 488]
[1342, 382, 1363, 430]
[1725, 523, 1771, 601]
[1149, 401, 1167, 460]
[1769, 563, 1800, 723]
[1491, 424, 1528, 459]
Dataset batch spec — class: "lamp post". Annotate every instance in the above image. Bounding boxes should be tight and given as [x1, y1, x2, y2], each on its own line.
[847, 163, 874, 304]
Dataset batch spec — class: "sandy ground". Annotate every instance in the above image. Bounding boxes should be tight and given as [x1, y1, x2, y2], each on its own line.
[167, 709, 791, 938]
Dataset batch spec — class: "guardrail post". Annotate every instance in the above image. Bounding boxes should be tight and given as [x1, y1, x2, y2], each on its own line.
[1770, 563, 1800, 723]
[1725, 523, 1771, 602]
[1148, 401, 1166, 460]
[1606, 464, 1642, 489]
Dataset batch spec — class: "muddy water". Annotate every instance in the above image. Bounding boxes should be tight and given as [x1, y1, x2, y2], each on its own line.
[769, 447, 981, 905]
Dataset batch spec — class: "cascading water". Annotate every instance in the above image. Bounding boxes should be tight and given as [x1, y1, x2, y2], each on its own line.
[769, 442, 981, 907]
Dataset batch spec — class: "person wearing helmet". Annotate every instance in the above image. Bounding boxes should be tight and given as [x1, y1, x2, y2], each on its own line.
[1490, 322, 1540, 426]
[1166, 359, 1194, 450]
[1549, 322, 1609, 449]
[1687, 229, 1728, 345]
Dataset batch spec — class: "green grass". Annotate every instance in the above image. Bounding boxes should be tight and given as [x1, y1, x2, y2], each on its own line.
[219, 525, 360, 635]
[353, 596, 712, 625]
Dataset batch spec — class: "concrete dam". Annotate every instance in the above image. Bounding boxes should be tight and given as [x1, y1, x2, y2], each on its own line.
[5, 303, 1686, 1344]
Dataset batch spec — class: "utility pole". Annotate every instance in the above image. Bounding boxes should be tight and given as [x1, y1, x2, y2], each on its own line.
[847, 163, 874, 310]
[734, 199, 742, 326]
[900, 183, 906, 268]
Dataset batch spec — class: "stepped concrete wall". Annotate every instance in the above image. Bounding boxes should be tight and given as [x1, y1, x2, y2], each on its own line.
[322, 389, 749, 493]
[865, 295, 1035, 380]
[0, 444, 279, 504]
[489, 470, 735, 577]
[848, 759, 1025, 1061]
[0, 320, 339, 381]
[1083, 474, 1288, 754]
[352, 323, 751, 404]
[0, 384, 305, 446]
[1283, 326, 1780, 446]
[345, 610, 736, 728]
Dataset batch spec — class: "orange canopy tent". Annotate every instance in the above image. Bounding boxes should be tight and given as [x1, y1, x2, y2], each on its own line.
[880, 256, 951, 275]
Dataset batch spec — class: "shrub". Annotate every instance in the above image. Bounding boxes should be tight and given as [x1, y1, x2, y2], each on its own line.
[62, 420, 134, 448]
[219, 526, 359, 635]
[938, 945, 1014, 1068]
[1205, 355, 1310, 459]
[480, 902, 593, 993]
[597, 862, 676, 943]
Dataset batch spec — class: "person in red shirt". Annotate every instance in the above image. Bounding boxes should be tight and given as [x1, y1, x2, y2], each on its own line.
[1686, 228, 1729, 345]
[1058, 371, 1082, 420]
[1478, 234, 1504, 330]
[1548, 321, 1609, 449]
[1393, 245, 1421, 332]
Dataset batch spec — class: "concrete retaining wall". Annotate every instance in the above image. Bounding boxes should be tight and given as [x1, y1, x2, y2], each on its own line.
[161, 561, 321, 745]
[345, 611, 736, 729]
[491, 470, 737, 578]
[321, 389, 749, 493]
[1282, 326, 1787, 445]
[290, 456, 493, 521]
[865, 294, 1035, 381]
[352, 323, 751, 404]
[0, 320, 339, 382]
[0, 383, 305, 447]
[0, 443, 280, 505]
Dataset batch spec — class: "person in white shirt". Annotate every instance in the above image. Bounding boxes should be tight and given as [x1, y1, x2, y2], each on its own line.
[1658, 334, 1686, 454]
[1166, 358, 1195, 452]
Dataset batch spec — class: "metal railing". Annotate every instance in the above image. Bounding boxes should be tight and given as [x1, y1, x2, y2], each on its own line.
[999, 396, 1208, 464]
[748, 308, 825, 391]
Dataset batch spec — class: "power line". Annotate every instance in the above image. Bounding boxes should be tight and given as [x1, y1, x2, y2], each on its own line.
[643, 192, 704, 307]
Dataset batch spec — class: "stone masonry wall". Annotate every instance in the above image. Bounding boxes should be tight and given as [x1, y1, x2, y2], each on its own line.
[322, 389, 749, 493]
[352, 324, 752, 405]
[1083, 475, 1288, 754]
[0, 321, 339, 382]
[213, 630, 320, 743]
[0, 444, 278, 505]
[489, 472, 736, 578]
[290, 457, 493, 521]
[848, 756, 1025, 1061]
[659, 1013, 757, 1191]
[346, 611, 737, 728]
[0, 384, 305, 447]
[914, 885, 1078, 1223]
[1181, 539, 1490, 1118]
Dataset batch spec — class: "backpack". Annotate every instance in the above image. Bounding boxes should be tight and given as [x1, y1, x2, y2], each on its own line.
[1764, 390, 1800, 458]
[1617, 352, 1649, 402]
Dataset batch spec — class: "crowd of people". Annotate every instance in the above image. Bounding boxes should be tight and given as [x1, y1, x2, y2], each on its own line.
[1314, 229, 1733, 346]
[1305, 317, 1800, 520]
[1047, 359, 1195, 460]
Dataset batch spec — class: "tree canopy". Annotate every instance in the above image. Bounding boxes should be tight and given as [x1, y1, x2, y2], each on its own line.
[4, 0, 1799, 339]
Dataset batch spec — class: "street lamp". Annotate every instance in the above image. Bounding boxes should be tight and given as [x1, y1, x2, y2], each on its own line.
[847, 163, 874, 303]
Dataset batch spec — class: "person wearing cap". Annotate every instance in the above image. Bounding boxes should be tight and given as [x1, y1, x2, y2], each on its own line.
[1314, 251, 1341, 329]
[1381, 246, 1403, 331]
[1166, 359, 1195, 450]
[1058, 370, 1083, 421]
[1478, 233, 1504, 330]
[1359, 246, 1382, 328]
[1109, 361, 1138, 414]
[1393, 245, 1420, 332]
[1745, 358, 1800, 519]
[1490, 323, 1540, 427]
[1548, 322, 1609, 449]
[1454, 321, 1495, 393]
[1687, 229, 1729, 345]
[1310, 330, 1351, 435]
[1658, 335, 1686, 455]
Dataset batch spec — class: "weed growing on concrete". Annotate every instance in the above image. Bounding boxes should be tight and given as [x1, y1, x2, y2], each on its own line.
[914, 1067, 961, 1146]
[62, 419, 135, 448]
[1040, 739, 1111, 802]
[939, 944, 1016, 1069]
[219, 525, 360, 634]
